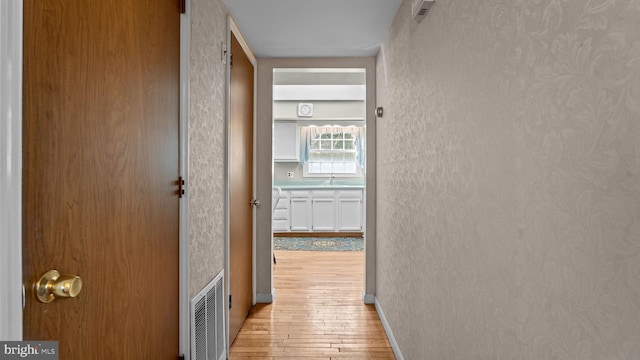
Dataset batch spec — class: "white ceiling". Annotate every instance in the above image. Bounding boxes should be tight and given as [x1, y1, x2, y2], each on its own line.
[223, 0, 402, 58]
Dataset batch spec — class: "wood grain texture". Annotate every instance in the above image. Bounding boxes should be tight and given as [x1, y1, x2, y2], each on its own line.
[229, 32, 255, 344]
[229, 251, 395, 359]
[22, 0, 180, 358]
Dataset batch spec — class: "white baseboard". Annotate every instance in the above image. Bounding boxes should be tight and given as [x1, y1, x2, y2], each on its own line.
[363, 292, 375, 304]
[256, 288, 275, 303]
[375, 297, 404, 360]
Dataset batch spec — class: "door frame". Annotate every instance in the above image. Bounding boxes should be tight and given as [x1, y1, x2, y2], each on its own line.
[224, 16, 257, 350]
[0, 1, 192, 357]
[0, 0, 24, 341]
[256, 58, 377, 303]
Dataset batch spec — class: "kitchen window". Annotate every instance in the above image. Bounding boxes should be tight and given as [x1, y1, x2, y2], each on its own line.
[301, 126, 364, 176]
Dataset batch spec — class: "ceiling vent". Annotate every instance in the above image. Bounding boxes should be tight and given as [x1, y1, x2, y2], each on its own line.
[412, 0, 435, 22]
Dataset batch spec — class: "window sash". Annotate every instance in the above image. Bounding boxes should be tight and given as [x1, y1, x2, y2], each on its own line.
[301, 126, 364, 175]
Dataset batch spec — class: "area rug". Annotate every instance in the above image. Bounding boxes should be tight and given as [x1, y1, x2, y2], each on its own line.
[274, 237, 364, 251]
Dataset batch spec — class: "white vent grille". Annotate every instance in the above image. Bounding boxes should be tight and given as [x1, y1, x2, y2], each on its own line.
[412, 0, 435, 22]
[191, 271, 225, 360]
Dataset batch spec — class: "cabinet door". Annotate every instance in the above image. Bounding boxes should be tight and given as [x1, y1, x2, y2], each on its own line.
[290, 197, 311, 231]
[337, 198, 362, 231]
[312, 198, 335, 231]
[273, 122, 299, 162]
[337, 190, 363, 231]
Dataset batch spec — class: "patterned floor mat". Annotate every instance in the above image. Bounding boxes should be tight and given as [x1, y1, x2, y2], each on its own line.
[274, 237, 364, 251]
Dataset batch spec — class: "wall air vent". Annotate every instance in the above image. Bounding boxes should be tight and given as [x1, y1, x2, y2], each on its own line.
[191, 270, 225, 360]
[412, 0, 435, 22]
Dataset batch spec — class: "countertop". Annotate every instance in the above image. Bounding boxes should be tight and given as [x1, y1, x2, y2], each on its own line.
[273, 180, 364, 190]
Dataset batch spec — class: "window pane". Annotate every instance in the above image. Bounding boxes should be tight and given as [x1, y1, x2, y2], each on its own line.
[310, 151, 329, 161]
[320, 162, 332, 173]
[309, 162, 321, 173]
[305, 127, 361, 175]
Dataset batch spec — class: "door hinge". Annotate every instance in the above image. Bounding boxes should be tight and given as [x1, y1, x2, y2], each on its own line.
[178, 355, 185, 360]
[229, 294, 232, 309]
[230, 54, 233, 69]
[179, 0, 186, 14]
[221, 42, 228, 65]
[178, 176, 185, 198]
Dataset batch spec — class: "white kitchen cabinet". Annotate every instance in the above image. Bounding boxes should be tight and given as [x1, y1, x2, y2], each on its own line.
[273, 122, 299, 162]
[337, 190, 363, 231]
[311, 190, 336, 231]
[272, 188, 363, 232]
[289, 191, 311, 231]
[272, 191, 290, 231]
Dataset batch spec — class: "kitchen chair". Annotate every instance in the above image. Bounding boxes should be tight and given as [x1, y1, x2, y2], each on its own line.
[272, 187, 281, 264]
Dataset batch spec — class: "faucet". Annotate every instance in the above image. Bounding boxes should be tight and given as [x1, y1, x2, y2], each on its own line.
[330, 174, 336, 185]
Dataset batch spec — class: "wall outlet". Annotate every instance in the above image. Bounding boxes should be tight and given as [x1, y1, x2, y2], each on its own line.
[287, 171, 294, 178]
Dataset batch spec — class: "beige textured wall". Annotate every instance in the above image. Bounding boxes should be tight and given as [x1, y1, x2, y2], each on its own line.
[188, 0, 228, 298]
[376, 0, 640, 359]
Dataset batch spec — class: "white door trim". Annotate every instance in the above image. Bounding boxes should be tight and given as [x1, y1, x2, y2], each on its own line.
[179, 1, 191, 358]
[1, 3, 191, 355]
[0, 0, 24, 340]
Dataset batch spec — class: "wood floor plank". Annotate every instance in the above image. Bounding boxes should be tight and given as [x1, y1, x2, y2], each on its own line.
[229, 250, 395, 360]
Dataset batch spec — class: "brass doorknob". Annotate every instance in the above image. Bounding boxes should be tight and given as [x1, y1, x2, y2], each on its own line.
[35, 270, 83, 303]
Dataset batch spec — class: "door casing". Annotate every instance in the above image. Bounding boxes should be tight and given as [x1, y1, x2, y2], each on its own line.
[0, 0, 24, 340]
[0, 1, 192, 357]
[255, 58, 377, 303]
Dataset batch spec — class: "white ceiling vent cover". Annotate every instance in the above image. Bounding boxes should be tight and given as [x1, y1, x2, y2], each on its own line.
[412, 0, 435, 22]
[191, 270, 226, 360]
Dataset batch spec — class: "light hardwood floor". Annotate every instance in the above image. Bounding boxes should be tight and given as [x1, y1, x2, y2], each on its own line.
[229, 250, 396, 360]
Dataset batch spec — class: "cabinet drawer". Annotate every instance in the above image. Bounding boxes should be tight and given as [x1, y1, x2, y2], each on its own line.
[273, 219, 290, 232]
[273, 208, 289, 220]
[290, 190, 311, 198]
[337, 190, 362, 199]
[311, 190, 335, 197]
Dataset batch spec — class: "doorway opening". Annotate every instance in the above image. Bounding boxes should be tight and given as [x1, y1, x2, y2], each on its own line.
[271, 67, 367, 289]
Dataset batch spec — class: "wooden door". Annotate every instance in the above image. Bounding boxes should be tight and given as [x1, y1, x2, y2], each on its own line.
[22, 1, 181, 359]
[228, 32, 254, 344]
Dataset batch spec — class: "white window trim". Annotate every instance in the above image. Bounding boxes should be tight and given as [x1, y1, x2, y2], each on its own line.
[301, 126, 363, 177]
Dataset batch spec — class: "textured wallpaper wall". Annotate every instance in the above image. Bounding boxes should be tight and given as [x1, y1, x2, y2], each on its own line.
[188, 0, 228, 298]
[376, 0, 640, 359]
